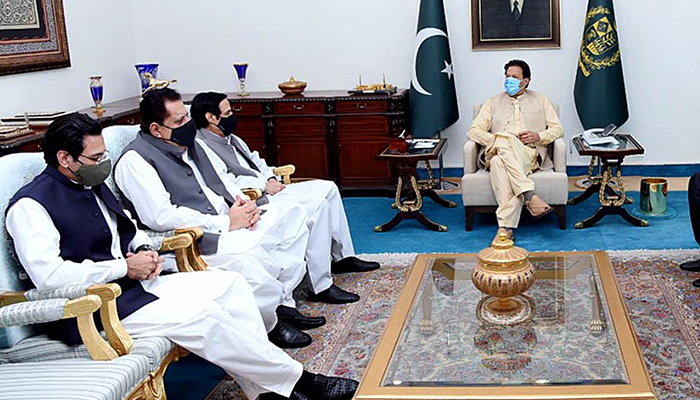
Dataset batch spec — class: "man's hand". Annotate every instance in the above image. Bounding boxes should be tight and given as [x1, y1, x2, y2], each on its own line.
[518, 130, 541, 145]
[126, 250, 164, 280]
[228, 195, 261, 231]
[265, 178, 285, 195]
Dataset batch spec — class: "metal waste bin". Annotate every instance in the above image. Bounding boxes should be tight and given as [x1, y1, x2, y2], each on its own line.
[639, 178, 668, 216]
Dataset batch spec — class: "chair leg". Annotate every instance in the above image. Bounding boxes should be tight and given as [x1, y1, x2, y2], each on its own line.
[554, 205, 566, 230]
[465, 206, 476, 231]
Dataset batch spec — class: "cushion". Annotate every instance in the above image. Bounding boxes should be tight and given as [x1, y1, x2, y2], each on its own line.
[102, 125, 139, 201]
[0, 153, 47, 348]
[0, 355, 150, 400]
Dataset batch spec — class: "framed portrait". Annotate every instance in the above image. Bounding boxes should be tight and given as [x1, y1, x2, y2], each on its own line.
[471, 0, 560, 50]
[0, 0, 71, 76]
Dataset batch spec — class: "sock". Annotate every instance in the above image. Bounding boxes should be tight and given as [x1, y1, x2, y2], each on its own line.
[523, 190, 535, 201]
[293, 371, 316, 393]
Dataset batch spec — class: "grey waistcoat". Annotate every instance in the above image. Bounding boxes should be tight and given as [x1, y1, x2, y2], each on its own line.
[117, 131, 235, 254]
[196, 128, 270, 206]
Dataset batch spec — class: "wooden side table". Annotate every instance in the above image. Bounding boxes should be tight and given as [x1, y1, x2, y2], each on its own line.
[568, 134, 648, 228]
[374, 139, 457, 232]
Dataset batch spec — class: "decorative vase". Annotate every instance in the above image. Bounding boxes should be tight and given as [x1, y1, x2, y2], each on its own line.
[471, 233, 535, 314]
[135, 63, 159, 93]
[233, 63, 249, 97]
[278, 76, 307, 95]
[89, 76, 104, 113]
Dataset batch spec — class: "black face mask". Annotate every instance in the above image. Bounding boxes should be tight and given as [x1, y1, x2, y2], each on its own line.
[217, 114, 238, 137]
[164, 119, 197, 147]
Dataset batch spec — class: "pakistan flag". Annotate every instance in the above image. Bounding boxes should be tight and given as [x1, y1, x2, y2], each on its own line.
[409, 0, 459, 138]
[574, 0, 629, 129]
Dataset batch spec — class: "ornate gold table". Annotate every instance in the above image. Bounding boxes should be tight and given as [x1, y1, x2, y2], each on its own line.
[568, 134, 647, 229]
[374, 139, 457, 232]
[354, 252, 656, 400]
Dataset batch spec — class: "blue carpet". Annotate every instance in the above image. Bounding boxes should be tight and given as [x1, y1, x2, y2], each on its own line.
[165, 354, 225, 400]
[345, 191, 696, 253]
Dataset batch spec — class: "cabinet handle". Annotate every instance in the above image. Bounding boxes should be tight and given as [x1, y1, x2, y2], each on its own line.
[127, 118, 135, 125]
[357, 103, 367, 110]
[233, 106, 243, 112]
[293, 105, 305, 111]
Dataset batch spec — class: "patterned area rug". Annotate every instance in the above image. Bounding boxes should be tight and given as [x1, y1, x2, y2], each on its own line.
[206, 250, 700, 400]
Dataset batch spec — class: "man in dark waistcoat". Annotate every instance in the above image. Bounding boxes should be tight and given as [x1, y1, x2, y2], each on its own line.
[5, 113, 358, 400]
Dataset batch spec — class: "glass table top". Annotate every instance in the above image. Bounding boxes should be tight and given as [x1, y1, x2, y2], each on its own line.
[382, 254, 628, 388]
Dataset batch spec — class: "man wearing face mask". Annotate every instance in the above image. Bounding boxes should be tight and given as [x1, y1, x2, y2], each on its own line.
[189, 92, 379, 304]
[114, 88, 341, 349]
[6, 113, 359, 400]
[468, 59, 564, 243]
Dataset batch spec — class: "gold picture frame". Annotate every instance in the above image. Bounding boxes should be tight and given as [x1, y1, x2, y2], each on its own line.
[471, 0, 561, 50]
[0, 0, 71, 76]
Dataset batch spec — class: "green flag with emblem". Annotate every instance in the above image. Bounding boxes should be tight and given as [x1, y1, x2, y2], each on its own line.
[409, 0, 459, 138]
[574, 0, 629, 130]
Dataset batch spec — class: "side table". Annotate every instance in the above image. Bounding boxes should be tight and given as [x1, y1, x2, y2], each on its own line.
[568, 134, 648, 228]
[374, 139, 457, 232]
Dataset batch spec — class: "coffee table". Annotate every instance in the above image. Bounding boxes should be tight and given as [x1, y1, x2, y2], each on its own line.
[354, 252, 656, 400]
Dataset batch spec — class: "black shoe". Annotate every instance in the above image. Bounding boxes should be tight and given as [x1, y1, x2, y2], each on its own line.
[295, 372, 359, 400]
[681, 259, 700, 272]
[331, 256, 380, 274]
[267, 321, 312, 349]
[307, 284, 360, 304]
[693, 279, 700, 288]
[276, 305, 326, 330]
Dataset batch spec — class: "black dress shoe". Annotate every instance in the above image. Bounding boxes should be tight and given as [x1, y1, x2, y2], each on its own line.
[276, 305, 326, 330]
[693, 279, 700, 288]
[267, 321, 312, 349]
[295, 373, 359, 400]
[681, 259, 700, 272]
[307, 284, 360, 304]
[331, 256, 380, 274]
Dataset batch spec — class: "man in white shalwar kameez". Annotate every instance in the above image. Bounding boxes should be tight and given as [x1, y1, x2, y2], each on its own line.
[5, 113, 358, 400]
[114, 89, 327, 349]
[468, 59, 564, 243]
[188, 92, 380, 304]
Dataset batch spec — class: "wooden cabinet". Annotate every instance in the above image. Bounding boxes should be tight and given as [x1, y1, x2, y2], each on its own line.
[227, 89, 408, 189]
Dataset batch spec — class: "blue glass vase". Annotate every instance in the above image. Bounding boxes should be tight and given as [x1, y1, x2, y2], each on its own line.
[89, 76, 104, 113]
[233, 63, 249, 97]
[135, 63, 159, 93]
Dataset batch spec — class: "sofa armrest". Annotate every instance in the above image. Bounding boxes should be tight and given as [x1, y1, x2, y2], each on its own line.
[273, 164, 296, 185]
[241, 188, 263, 201]
[0, 295, 118, 361]
[552, 138, 567, 173]
[463, 140, 479, 175]
[87, 284, 133, 356]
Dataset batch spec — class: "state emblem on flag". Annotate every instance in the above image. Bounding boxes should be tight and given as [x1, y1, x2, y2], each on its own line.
[578, 6, 620, 77]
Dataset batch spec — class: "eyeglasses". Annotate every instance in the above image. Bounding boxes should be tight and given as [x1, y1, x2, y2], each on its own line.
[77, 150, 109, 164]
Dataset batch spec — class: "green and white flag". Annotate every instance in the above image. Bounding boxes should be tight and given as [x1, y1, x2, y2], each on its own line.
[574, 0, 629, 129]
[409, 0, 459, 138]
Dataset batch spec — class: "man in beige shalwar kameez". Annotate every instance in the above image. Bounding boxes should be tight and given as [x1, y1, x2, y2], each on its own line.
[468, 60, 564, 243]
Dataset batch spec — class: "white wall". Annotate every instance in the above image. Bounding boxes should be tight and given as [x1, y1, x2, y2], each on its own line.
[0, 0, 139, 117]
[3, 0, 698, 167]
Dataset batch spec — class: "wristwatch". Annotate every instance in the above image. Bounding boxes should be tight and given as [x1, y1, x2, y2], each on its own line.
[134, 243, 156, 253]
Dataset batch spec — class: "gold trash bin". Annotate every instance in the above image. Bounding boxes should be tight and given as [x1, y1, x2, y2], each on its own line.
[639, 178, 668, 216]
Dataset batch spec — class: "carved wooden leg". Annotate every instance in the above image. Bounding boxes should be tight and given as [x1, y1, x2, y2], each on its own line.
[553, 205, 567, 230]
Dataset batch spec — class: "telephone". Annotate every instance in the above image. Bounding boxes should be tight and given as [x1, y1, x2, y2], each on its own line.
[582, 123, 618, 146]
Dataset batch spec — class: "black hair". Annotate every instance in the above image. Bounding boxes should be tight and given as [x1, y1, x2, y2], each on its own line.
[139, 88, 182, 133]
[504, 59, 532, 87]
[42, 113, 102, 167]
[191, 92, 228, 129]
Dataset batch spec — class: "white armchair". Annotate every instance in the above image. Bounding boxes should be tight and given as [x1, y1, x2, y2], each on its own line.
[461, 104, 569, 230]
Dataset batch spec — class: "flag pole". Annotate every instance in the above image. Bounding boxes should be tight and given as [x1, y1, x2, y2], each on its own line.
[434, 130, 458, 190]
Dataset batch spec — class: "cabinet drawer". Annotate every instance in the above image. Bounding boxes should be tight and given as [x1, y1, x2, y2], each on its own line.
[274, 102, 324, 115]
[230, 102, 263, 116]
[274, 118, 325, 137]
[336, 100, 387, 114]
[337, 116, 389, 137]
[112, 113, 140, 126]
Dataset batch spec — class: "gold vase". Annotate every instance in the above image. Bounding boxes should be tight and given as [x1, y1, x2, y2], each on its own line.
[471, 233, 535, 314]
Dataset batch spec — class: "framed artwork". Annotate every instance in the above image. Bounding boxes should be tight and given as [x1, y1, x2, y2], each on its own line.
[0, 0, 71, 76]
[471, 0, 560, 50]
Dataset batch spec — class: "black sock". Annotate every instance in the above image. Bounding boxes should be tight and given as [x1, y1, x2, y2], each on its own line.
[523, 190, 535, 201]
[294, 371, 316, 393]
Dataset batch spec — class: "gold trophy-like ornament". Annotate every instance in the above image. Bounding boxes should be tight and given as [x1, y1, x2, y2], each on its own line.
[472, 233, 536, 315]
